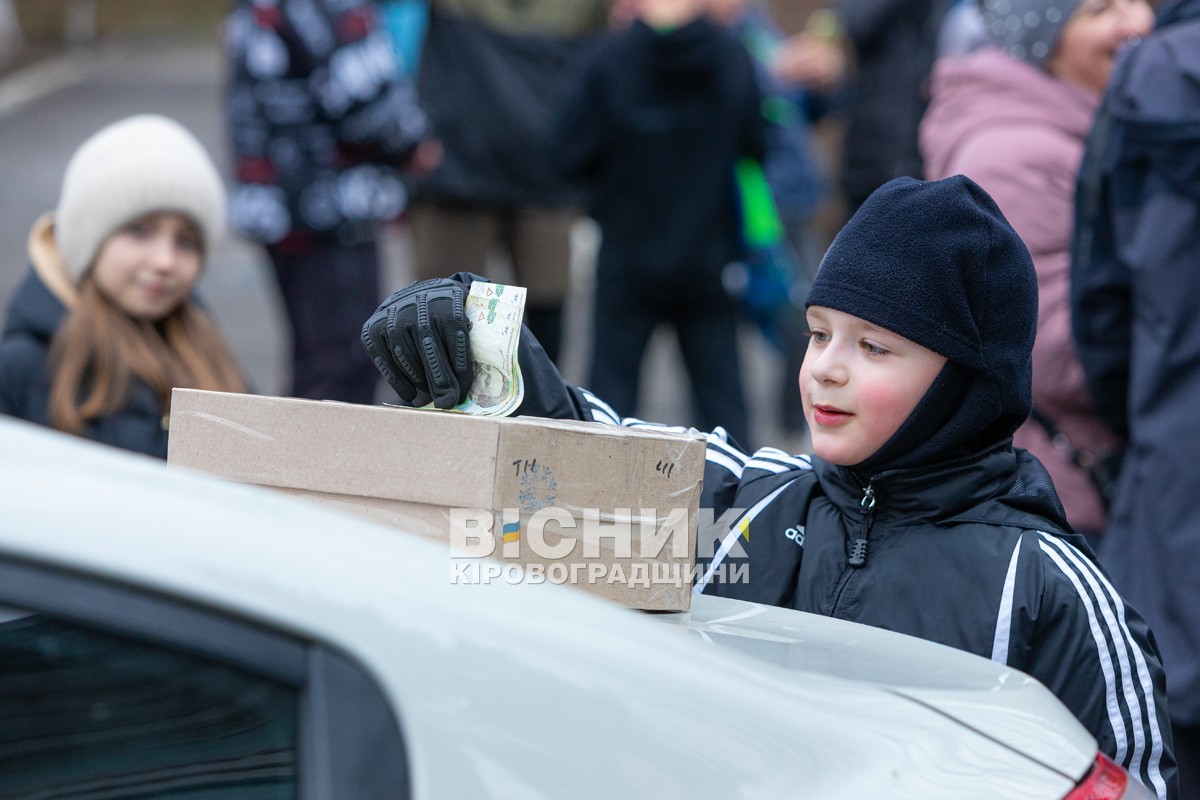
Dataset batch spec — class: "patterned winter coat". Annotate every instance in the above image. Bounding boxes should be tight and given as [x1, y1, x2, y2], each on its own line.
[225, 0, 428, 247]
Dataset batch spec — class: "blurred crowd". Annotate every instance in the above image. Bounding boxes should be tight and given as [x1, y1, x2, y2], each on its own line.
[1, 0, 1199, 796]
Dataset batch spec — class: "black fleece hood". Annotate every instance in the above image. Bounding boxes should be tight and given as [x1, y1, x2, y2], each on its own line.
[806, 175, 1038, 471]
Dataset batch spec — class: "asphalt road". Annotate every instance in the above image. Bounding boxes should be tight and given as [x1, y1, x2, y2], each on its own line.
[0, 35, 806, 452]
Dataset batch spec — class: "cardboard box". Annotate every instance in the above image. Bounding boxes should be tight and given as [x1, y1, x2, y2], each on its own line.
[167, 389, 706, 610]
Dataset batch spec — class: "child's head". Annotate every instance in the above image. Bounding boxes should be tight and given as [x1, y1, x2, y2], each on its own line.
[632, 0, 706, 27]
[54, 115, 226, 320]
[979, 0, 1150, 91]
[801, 175, 1038, 473]
[706, 0, 752, 25]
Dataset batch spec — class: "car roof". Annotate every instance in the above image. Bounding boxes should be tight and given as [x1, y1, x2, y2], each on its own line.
[0, 417, 1090, 799]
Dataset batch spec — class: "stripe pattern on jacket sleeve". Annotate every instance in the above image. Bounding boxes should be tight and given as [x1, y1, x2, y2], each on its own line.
[1037, 532, 1168, 800]
[694, 478, 798, 594]
[990, 534, 1023, 664]
[577, 389, 754, 479]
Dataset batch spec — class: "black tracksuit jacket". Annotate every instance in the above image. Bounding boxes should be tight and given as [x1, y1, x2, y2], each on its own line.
[515, 351, 1177, 799]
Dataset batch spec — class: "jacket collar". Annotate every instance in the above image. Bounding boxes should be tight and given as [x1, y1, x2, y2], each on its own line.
[28, 212, 79, 310]
[814, 441, 1023, 524]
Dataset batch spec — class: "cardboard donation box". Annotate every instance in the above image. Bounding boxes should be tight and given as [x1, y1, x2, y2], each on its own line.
[168, 389, 707, 610]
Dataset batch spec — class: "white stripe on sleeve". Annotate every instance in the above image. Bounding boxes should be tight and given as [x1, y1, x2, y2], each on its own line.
[1040, 533, 1167, 800]
[694, 479, 796, 594]
[990, 535, 1023, 665]
[1038, 538, 1131, 767]
[579, 389, 621, 425]
[706, 449, 745, 479]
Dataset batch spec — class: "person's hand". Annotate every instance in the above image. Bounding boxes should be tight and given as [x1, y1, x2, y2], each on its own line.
[772, 33, 848, 93]
[361, 277, 474, 409]
[406, 138, 443, 176]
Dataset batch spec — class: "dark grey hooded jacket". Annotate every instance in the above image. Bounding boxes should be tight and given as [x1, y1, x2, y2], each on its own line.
[1071, 0, 1200, 730]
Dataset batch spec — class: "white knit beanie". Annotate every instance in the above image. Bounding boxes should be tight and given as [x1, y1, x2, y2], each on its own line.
[54, 114, 227, 283]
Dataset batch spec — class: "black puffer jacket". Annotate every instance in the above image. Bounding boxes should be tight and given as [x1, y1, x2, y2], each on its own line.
[0, 268, 168, 460]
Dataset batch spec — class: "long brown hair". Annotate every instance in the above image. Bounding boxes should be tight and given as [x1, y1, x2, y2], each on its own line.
[48, 278, 245, 435]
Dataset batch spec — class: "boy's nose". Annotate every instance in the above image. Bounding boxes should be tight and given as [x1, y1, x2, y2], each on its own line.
[808, 346, 848, 385]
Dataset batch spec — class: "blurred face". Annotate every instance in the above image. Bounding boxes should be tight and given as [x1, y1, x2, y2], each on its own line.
[800, 307, 948, 466]
[706, 0, 751, 24]
[631, 0, 704, 27]
[90, 212, 203, 320]
[1047, 0, 1152, 93]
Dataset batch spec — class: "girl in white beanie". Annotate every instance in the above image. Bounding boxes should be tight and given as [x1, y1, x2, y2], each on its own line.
[0, 114, 245, 458]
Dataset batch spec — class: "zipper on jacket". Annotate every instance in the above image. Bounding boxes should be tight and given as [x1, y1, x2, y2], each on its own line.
[830, 482, 876, 617]
[848, 484, 876, 568]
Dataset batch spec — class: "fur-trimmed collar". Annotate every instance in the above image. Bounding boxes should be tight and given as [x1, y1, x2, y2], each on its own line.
[27, 212, 79, 310]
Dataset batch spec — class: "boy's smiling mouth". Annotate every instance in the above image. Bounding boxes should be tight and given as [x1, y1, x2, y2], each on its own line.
[812, 404, 854, 426]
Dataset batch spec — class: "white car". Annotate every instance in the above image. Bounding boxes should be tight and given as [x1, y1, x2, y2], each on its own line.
[0, 417, 1148, 799]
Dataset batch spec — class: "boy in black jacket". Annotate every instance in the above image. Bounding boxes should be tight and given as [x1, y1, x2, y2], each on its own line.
[554, 0, 765, 446]
[362, 175, 1176, 798]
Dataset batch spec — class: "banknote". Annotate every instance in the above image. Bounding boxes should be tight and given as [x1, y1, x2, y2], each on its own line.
[420, 282, 526, 416]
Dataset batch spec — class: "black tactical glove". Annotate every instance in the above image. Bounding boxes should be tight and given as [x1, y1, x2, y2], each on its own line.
[361, 277, 475, 409]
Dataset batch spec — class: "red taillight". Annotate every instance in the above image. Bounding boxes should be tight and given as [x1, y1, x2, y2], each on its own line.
[1065, 753, 1129, 800]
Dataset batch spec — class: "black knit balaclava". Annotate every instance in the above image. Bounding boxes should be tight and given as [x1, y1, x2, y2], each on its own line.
[805, 175, 1038, 473]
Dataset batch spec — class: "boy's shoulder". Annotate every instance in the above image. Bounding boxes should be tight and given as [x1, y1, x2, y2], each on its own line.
[931, 447, 1074, 535]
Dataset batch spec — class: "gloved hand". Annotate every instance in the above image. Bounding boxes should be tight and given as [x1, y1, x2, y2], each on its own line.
[361, 277, 474, 409]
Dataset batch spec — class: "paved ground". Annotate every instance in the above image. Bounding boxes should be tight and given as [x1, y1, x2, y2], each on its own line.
[0, 35, 808, 452]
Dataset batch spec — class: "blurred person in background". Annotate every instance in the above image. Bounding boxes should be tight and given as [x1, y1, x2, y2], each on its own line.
[0, 115, 245, 459]
[554, 0, 765, 447]
[773, 0, 945, 218]
[920, 0, 1152, 545]
[937, 0, 988, 54]
[708, 0, 833, 439]
[225, 0, 432, 404]
[1071, 0, 1200, 790]
[405, 0, 610, 365]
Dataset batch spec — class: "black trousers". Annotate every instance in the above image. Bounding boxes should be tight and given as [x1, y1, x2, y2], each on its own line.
[1177, 722, 1200, 800]
[589, 272, 749, 448]
[266, 238, 381, 404]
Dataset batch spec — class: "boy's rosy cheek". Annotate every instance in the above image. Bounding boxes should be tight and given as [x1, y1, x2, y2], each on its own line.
[853, 382, 917, 439]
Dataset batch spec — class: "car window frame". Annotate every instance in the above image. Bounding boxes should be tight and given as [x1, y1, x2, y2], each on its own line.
[0, 555, 410, 800]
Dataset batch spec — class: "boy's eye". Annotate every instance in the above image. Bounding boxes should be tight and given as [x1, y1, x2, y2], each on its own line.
[862, 340, 890, 356]
[804, 329, 830, 344]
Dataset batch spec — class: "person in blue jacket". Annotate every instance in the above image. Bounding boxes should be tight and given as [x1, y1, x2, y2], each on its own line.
[365, 174, 1177, 797]
[1071, 0, 1200, 791]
